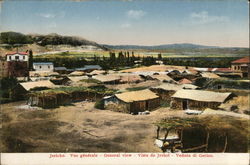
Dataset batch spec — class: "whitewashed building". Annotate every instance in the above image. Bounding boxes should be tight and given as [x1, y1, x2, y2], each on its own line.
[33, 62, 54, 71]
[6, 52, 29, 62]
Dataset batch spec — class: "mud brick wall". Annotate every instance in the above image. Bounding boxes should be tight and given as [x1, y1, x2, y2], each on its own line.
[28, 91, 106, 108]
[170, 98, 221, 110]
[148, 98, 161, 110]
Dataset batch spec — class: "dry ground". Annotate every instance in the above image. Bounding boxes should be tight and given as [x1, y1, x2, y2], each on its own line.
[0, 101, 186, 152]
[0, 101, 249, 152]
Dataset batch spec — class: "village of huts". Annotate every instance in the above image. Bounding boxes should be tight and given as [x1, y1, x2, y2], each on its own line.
[1, 48, 249, 154]
[1, 52, 249, 116]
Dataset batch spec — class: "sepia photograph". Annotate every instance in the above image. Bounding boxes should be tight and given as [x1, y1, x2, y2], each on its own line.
[0, 0, 249, 164]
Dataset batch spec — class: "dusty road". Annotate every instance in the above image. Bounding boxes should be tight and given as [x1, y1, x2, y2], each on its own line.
[1, 101, 249, 152]
[0, 101, 186, 152]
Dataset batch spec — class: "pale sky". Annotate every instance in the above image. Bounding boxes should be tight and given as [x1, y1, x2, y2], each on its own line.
[0, 0, 249, 47]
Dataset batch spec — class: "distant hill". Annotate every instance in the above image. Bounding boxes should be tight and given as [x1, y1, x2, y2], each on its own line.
[0, 32, 108, 50]
[103, 43, 220, 50]
[0, 32, 248, 54]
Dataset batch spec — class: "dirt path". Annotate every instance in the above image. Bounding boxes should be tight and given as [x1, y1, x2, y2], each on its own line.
[2, 101, 180, 152]
[1, 101, 248, 152]
[202, 109, 249, 119]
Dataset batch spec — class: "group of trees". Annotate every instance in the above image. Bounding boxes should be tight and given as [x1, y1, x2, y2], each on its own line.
[162, 57, 237, 68]
[0, 77, 18, 103]
[87, 51, 141, 70]
[33, 51, 159, 70]
[34, 52, 236, 70]
[0, 32, 33, 45]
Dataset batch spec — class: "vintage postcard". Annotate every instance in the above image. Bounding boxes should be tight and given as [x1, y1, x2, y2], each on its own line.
[0, 0, 249, 165]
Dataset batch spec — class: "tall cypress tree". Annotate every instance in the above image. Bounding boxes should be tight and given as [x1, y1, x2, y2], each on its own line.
[28, 49, 33, 70]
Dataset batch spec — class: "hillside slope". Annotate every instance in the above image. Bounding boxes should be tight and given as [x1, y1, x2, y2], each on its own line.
[0, 32, 108, 52]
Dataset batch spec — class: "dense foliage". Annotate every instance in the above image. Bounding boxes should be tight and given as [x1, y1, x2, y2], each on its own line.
[0, 32, 33, 45]
[163, 57, 238, 68]
[209, 79, 250, 89]
[0, 77, 18, 103]
[94, 99, 105, 110]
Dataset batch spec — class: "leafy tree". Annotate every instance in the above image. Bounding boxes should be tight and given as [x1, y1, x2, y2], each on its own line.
[0, 32, 33, 45]
[158, 53, 162, 60]
[28, 50, 33, 70]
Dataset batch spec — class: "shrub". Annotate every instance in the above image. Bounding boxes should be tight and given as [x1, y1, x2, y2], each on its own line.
[160, 101, 170, 107]
[0, 77, 18, 103]
[94, 100, 104, 110]
[0, 97, 12, 104]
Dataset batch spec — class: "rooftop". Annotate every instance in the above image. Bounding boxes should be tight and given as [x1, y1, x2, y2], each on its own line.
[6, 52, 28, 56]
[172, 89, 232, 103]
[150, 74, 174, 82]
[67, 76, 89, 82]
[231, 56, 250, 64]
[178, 78, 192, 84]
[207, 68, 232, 73]
[76, 65, 102, 71]
[54, 67, 67, 70]
[33, 62, 54, 65]
[151, 83, 198, 91]
[69, 71, 85, 76]
[200, 72, 220, 79]
[88, 70, 106, 75]
[151, 83, 183, 91]
[20, 80, 56, 91]
[115, 89, 159, 103]
[93, 74, 120, 82]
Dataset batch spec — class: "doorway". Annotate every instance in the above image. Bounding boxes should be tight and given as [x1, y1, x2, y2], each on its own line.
[146, 101, 149, 110]
[182, 100, 188, 110]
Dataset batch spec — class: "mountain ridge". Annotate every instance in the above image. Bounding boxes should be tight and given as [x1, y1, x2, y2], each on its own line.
[102, 43, 247, 50]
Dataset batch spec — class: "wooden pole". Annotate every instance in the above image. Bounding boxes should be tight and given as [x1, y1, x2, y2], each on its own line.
[205, 131, 210, 152]
[222, 134, 228, 153]
[156, 126, 160, 139]
[163, 128, 170, 143]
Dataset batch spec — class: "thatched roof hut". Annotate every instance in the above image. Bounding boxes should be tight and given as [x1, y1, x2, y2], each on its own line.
[115, 89, 159, 103]
[20, 80, 56, 91]
[93, 74, 121, 84]
[112, 89, 160, 113]
[171, 89, 234, 110]
[12, 80, 57, 100]
[172, 90, 232, 103]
